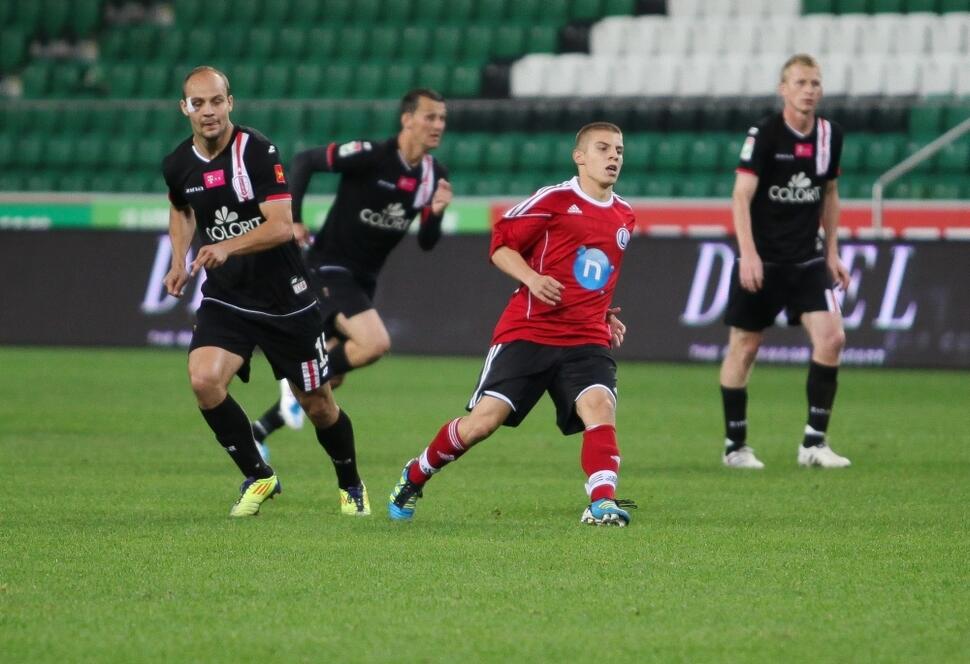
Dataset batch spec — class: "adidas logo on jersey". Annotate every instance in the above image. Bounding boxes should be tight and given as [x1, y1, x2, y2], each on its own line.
[567, 204, 583, 215]
[768, 171, 821, 204]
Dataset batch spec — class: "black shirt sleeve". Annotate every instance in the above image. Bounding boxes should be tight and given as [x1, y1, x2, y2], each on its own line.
[244, 134, 290, 204]
[737, 123, 771, 178]
[417, 160, 449, 251]
[827, 122, 844, 181]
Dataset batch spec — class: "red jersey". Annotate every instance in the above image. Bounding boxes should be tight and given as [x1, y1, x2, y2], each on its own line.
[489, 177, 636, 347]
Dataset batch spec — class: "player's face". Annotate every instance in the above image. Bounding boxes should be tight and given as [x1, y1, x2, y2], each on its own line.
[574, 130, 623, 187]
[402, 96, 446, 151]
[181, 72, 234, 142]
[780, 64, 822, 115]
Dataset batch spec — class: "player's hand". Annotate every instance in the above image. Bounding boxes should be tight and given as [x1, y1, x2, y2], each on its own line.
[163, 265, 190, 298]
[292, 221, 311, 248]
[607, 306, 626, 348]
[739, 252, 764, 292]
[431, 179, 453, 215]
[527, 273, 564, 306]
[190, 244, 229, 275]
[828, 255, 850, 290]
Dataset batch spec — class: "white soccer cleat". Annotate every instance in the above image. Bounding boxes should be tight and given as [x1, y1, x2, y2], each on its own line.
[278, 378, 304, 430]
[798, 443, 851, 468]
[723, 444, 765, 469]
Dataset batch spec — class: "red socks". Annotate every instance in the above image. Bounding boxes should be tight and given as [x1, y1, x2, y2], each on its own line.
[409, 418, 467, 484]
[582, 424, 620, 502]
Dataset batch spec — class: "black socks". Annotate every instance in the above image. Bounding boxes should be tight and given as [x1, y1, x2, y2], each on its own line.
[201, 395, 273, 479]
[720, 386, 748, 454]
[315, 409, 360, 489]
[804, 361, 839, 448]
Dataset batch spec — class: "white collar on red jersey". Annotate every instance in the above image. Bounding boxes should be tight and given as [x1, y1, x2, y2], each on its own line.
[569, 176, 614, 208]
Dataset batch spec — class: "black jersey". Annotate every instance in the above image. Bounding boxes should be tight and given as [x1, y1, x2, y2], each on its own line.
[162, 125, 316, 316]
[736, 113, 843, 264]
[290, 137, 448, 280]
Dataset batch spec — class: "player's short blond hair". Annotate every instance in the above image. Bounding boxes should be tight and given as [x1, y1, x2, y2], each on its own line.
[575, 122, 622, 150]
[780, 54, 821, 84]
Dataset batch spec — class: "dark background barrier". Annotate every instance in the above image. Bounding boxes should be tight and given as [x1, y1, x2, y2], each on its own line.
[1, 230, 968, 368]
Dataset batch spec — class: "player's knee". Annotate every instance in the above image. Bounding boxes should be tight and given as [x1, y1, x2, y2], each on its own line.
[579, 387, 616, 422]
[303, 394, 340, 428]
[460, 414, 500, 444]
[732, 333, 762, 364]
[189, 369, 225, 404]
[818, 327, 846, 356]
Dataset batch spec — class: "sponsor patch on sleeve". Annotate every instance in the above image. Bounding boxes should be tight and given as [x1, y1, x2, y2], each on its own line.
[740, 136, 756, 161]
[274, 163, 286, 183]
[338, 140, 373, 157]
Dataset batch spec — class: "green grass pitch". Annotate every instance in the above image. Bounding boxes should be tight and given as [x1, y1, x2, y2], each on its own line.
[1, 347, 967, 663]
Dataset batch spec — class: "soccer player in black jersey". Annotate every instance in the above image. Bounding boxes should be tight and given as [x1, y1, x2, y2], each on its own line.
[161, 66, 368, 517]
[719, 54, 852, 470]
[251, 89, 452, 456]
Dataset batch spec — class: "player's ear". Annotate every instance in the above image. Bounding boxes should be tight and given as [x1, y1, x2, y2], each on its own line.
[179, 99, 190, 117]
[573, 147, 585, 166]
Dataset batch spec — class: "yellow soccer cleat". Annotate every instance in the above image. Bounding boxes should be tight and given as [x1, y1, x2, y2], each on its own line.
[229, 475, 281, 517]
[339, 483, 371, 516]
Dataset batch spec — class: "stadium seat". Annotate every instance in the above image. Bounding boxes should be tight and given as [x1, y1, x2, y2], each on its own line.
[642, 174, 679, 197]
[863, 135, 905, 173]
[349, 0, 381, 23]
[48, 62, 82, 98]
[0, 29, 27, 73]
[654, 134, 690, 173]
[919, 57, 958, 97]
[334, 105, 372, 139]
[687, 137, 721, 172]
[385, 64, 416, 96]
[641, 57, 680, 97]
[277, 27, 307, 62]
[462, 26, 494, 62]
[335, 27, 367, 62]
[351, 64, 384, 99]
[305, 27, 337, 61]
[291, 63, 323, 98]
[927, 16, 968, 55]
[431, 26, 463, 62]
[677, 58, 713, 97]
[73, 0, 103, 37]
[185, 27, 217, 61]
[416, 64, 449, 95]
[482, 136, 518, 172]
[679, 175, 716, 198]
[369, 26, 401, 61]
[518, 135, 557, 171]
[526, 25, 559, 53]
[399, 27, 431, 62]
[450, 135, 485, 171]
[231, 64, 260, 99]
[656, 19, 692, 56]
[321, 64, 353, 98]
[839, 139, 864, 173]
[449, 65, 481, 98]
[305, 107, 336, 140]
[317, 0, 353, 22]
[20, 61, 51, 98]
[381, 0, 412, 24]
[472, 174, 509, 197]
[260, 64, 291, 98]
[882, 57, 921, 97]
[45, 137, 75, 169]
[74, 135, 106, 168]
[151, 30, 185, 63]
[494, 26, 526, 60]
[609, 57, 648, 96]
[936, 142, 969, 173]
[412, 0, 447, 24]
[138, 64, 169, 99]
[590, 16, 633, 56]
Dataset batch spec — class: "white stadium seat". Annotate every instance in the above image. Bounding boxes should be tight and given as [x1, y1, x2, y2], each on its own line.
[609, 57, 650, 96]
[847, 57, 885, 97]
[882, 56, 921, 96]
[666, 0, 705, 19]
[691, 20, 728, 56]
[641, 56, 681, 97]
[789, 15, 830, 56]
[510, 54, 554, 97]
[756, 17, 794, 56]
[542, 54, 588, 97]
[574, 58, 614, 97]
[824, 15, 865, 55]
[720, 19, 760, 56]
[894, 14, 933, 54]
[866, 14, 904, 56]
[918, 56, 957, 96]
[746, 54, 785, 97]
[927, 14, 968, 55]
[820, 55, 850, 96]
[625, 15, 665, 57]
[764, 0, 801, 16]
[954, 57, 970, 97]
[678, 57, 714, 96]
[655, 19, 693, 56]
[711, 57, 749, 96]
[589, 17, 632, 57]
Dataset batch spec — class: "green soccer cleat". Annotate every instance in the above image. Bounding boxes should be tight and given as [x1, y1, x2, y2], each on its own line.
[339, 483, 371, 516]
[388, 459, 424, 521]
[229, 475, 281, 517]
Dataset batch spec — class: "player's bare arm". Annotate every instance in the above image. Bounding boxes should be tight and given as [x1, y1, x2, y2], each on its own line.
[607, 306, 626, 348]
[191, 200, 294, 275]
[821, 179, 850, 289]
[164, 203, 196, 297]
[491, 246, 563, 306]
[732, 171, 763, 292]
[431, 178, 452, 215]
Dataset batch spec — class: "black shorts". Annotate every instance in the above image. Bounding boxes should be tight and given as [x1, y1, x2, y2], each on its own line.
[311, 267, 377, 339]
[724, 257, 840, 331]
[466, 340, 617, 435]
[189, 300, 331, 391]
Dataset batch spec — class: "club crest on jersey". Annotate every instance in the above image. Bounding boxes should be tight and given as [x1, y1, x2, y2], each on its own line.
[573, 246, 614, 291]
[203, 169, 225, 188]
[232, 174, 253, 202]
[616, 227, 630, 250]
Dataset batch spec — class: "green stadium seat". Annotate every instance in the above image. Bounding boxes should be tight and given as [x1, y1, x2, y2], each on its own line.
[482, 136, 518, 172]
[475, 0, 506, 24]
[13, 2, 42, 32]
[292, 63, 323, 98]
[26, 172, 57, 192]
[124, 25, 158, 61]
[839, 139, 864, 174]
[431, 26, 463, 62]
[538, 0, 569, 23]
[711, 174, 734, 199]
[44, 136, 75, 169]
[151, 30, 185, 63]
[0, 2, 13, 25]
[926, 178, 962, 199]
[526, 25, 558, 54]
[415, 63, 449, 95]
[385, 64, 416, 97]
[137, 64, 169, 99]
[686, 137, 720, 173]
[349, 0, 381, 23]
[0, 135, 13, 168]
[321, 64, 353, 98]
[260, 64, 292, 98]
[239, 106, 272, 133]
[75, 135, 106, 168]
[461, 26, 493, 62]
[335, 27, 367, 62]
[185, 28, 217, 61]
[936, 142, 969, 173]
[369, 26, 401, 61]
[602, 0, 635, 15]
[940, 0, 970, 11]
[290, 0, 322, 23]
[654, 135, 690, 173]
[449, 65, 481, 98]
[801, 0, 834, 11]
[863, 135, 904, 173]
[232, 0, 261, 24]
[21, 62, 52, 98]
[48, 62, 82, 98]
[305, 107, 337, 140]
[904, 0, 938, 10]
[31, 107, 59, 136]
[0, 173, 25, 192]
[335, 105, 372, 138]
[622, 134, 652, 171]
[274, 107, 305, 139]
[835, 0, 868, 12]
[507, 0, 540, 23]
[887, 178, 925, 199]
[494, 26, 526, 60]
[473, 174, 508, 197]
[400, 26, 431, 62]
[908, 104, 944, 138]
[135, 137, 166, 169]
[40, 0, 71, 38]
[58, 173, 89, 192]
[679, 175, 716, 198]
[942, 104, 970, 131]
[570, 0, 603, 21]
[381, 0, 412, 23]
[871, 0, 905, 11]
[174, 0, 202, 26]
[642, 175, 678, 198]
[0, 29, 27, 73]
[231, 64, 260, 99]
[518, 135, 556, 171]
[306, 27, 337, 61]
[450, 135, 485, 171]
[351, 64, 384, 99]
[246, 28, 276, 63]
[412, 0, 446, 24]
[277, 27, 307, 62]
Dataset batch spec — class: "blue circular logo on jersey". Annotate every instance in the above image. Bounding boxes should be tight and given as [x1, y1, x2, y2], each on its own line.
[573, 246, 613, 291]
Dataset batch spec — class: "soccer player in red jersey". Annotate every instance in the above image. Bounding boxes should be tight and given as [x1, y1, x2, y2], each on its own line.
[388, 123, 638, 526]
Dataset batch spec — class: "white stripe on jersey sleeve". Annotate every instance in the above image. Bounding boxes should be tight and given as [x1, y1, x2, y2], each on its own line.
[503, 180, 572, 218]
